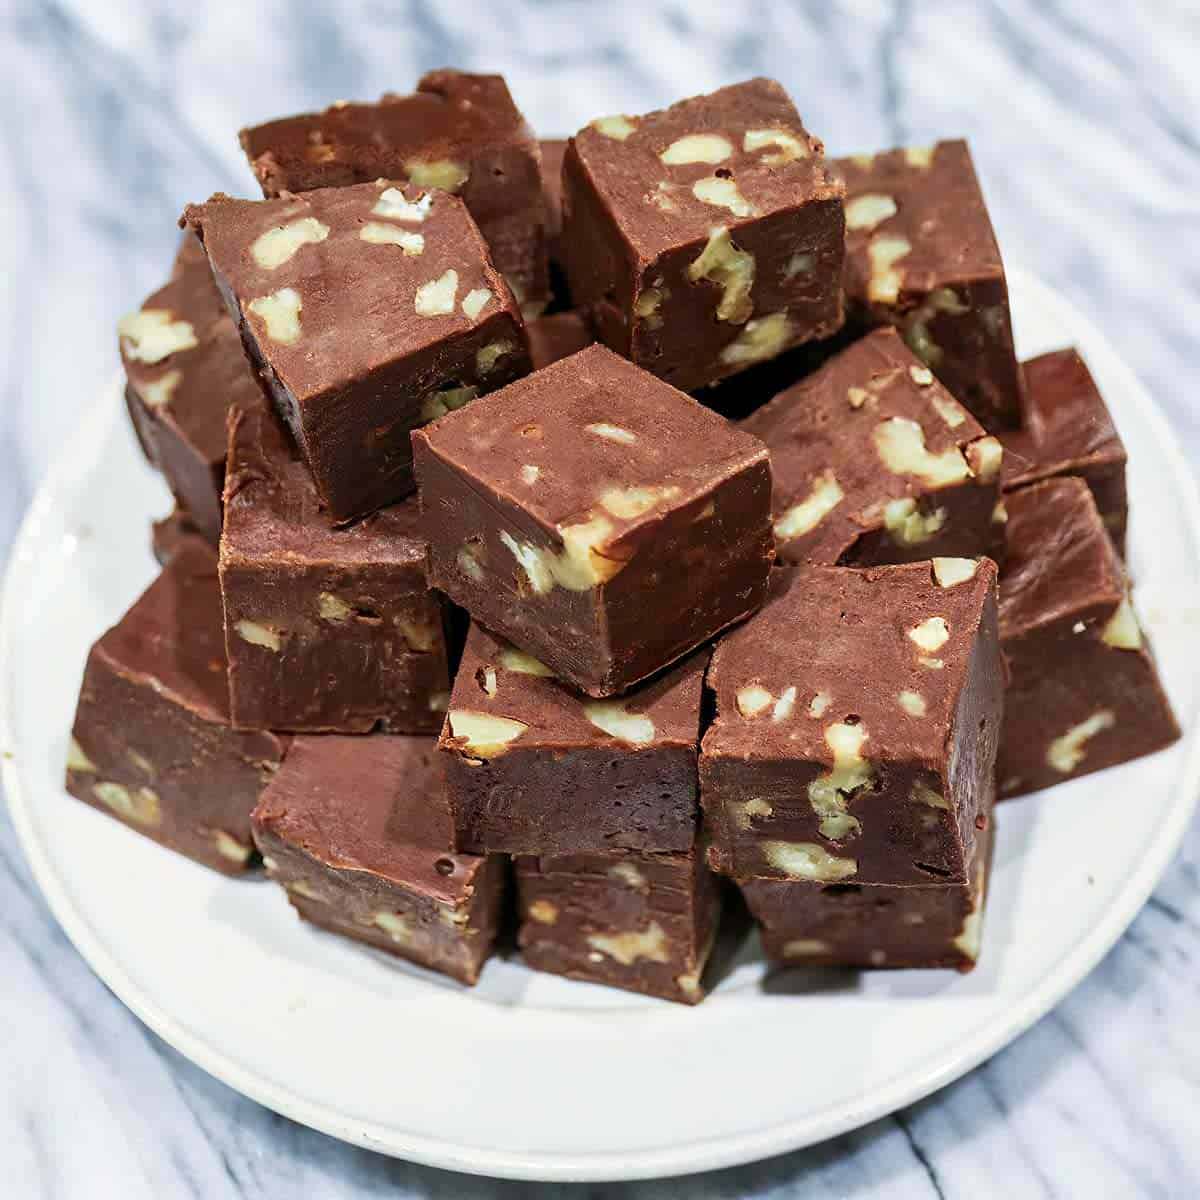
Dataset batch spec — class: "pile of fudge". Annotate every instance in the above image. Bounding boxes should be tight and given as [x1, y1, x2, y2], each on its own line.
[66, 72, 1180, 1003]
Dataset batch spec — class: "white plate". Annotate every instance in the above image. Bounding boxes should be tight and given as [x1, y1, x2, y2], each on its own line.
[3, 268, 1199, 1183]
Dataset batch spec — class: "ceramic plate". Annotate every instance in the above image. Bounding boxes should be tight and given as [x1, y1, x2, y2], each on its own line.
[4, 268, 1198, 1182]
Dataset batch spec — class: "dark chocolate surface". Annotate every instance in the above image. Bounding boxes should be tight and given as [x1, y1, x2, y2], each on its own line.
[413, 343, 773, 695]
[439, 623, 704, 855]
[836, 139, 1022, 429]
[997, 479, 1178, 797]
[220, 398, 451, 733]
[702, 560, 1003, 885]
[185, 180, 529, 521]
[240, 70, 548, 310]
[561, 77, 845, 391]
[742, 327, 1003, 566]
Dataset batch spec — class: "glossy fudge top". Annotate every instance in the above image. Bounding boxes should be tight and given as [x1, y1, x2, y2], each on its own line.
[240, 71, 535, 196]
[118, 235, 261, 464]
[836, 140, 1002, 300]
[96, 539, 230, 723]
[184, 180, 516, 403]
[222, 399, 427, 568]
[999, 477, 1125, 640]
[442, 623, 705, 756]
[252, 735, 481, 897]
[417, 343, 769, 533]
[742, 327, 992, 562]
[1002, 348, 1126, 488]
[704, 560, 998, 765]
[572, 78, 842, 261]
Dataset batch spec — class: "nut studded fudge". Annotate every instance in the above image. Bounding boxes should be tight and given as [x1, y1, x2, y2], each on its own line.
[252, 735, 506, 985]
[997, 479, 1177, 799]
[701, 561, 1003, 885]
[836, 140, 1023, 429]
[240, 70, 549, 315]
[1001, 348, 1128, 554]
[561, 78, 845, 392]
[741, 818, 992, 971]
[118, 234, 264, 543]
[742, 327, 1004, 566]
[516, 844, 721, 1004]
[220, 398, 453, 733]
[65, 540, 286, 874]
[413, 344, 773, 696]
[185, 180, 529, 522]
[439, 623, 704, 855]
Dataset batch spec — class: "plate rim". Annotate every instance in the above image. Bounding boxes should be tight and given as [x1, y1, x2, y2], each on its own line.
[4, 266, 1200, 1182]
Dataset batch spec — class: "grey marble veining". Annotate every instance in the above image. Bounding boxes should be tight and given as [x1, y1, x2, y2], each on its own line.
[2, 2, 1199, 1197]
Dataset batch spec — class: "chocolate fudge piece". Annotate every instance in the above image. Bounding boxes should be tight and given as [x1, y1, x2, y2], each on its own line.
[516, 844, 721, 1004]
[151, 506, 212, 564]
[185, 180, 530, 522]
[252, 735, 506, 985]
[561, 78, 845, 392]
[220, 398, 452, 733]
[65, 540, 286, 874]
[413, 344, 773, 696]
[1001, 348, 1128, 554]
[240, 70, 549, 314]
[527, 309, 594, 370]
[539, 138, 569, 305]
[741, 817, 992, 971]
[440, 623, 704, 854]
[701, 561, 1003, 885]
[742, 327, 1004, 566]
[118, 235, 263, 542]
[836, 140, 1023, 430]
[997, 479, 1178, 798]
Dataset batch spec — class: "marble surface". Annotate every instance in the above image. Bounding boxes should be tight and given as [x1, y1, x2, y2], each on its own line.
[2, 1, 1199, 1196]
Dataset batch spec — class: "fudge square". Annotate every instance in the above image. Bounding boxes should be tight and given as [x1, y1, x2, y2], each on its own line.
[516, 843, 721, 1004]
[741, 815, 992, 971]
[412, 344, 773, 697]
[184, 179, 530, 522]
[439, 623, 704, 855]
[220, 397, 453, 734]
[252, 735, 507, 986]
[240, 70, 549, 315]
[561, 77, 845, 392]
[997, 479, 1178, 799]
[65, 540, 286, 874]
[836, 140, 1023, 430]
[701, 560, 1003, 886]
[1001, 347, 1128, 554]
[118, 232, 263, 543]
[742, 327, 1005, 567]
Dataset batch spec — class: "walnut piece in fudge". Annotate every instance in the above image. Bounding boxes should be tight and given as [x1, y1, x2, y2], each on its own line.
[997, 479, 1177, 799]
[119, 234, 264, 543]
[741, 818, 992, 971]
[220, 398, 453, 734]
[412, 344, 774, 697]
[252, 735, 506, 986]
[65, 540, 286, 874]
[701, 561, 1003, 885]
[742, 327, 1004, 566]
[240, 70, 549, 315]
[185, 180, 529, 522]
[562, 78, 845, 392]
[517, 844, 721, 1004]
[526, 309, 594, 370]
[837, 140, 1023, 430]
[439, 623, 704, 855]
[1001, 348, 1128, 555]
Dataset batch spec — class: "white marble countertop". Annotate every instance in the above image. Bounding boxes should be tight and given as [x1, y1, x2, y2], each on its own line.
[3, 2, 1199, 1196]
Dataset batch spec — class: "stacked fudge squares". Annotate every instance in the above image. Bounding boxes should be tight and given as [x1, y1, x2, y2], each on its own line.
[69, 71, 1178, 1001]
